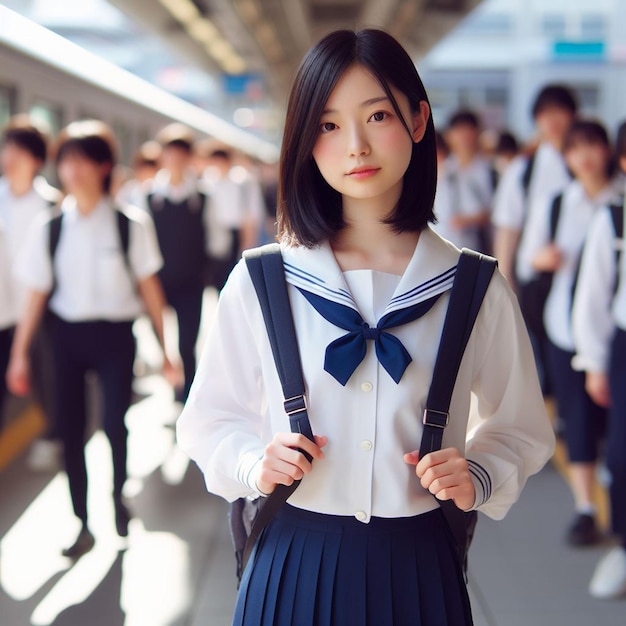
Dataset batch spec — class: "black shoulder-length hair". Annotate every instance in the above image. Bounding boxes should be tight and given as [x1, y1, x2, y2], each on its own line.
[278, 29, 437, 248]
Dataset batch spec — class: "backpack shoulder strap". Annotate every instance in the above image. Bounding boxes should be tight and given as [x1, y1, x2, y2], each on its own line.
[521, 152, 537, 198]
[240, 243, 315, 575]
[419, 249, 497, 458]
[549, 193, 564, 242]
[609, 202, 624, 294]
[48, 213, 63, 260]
[115, 208, 133, 276]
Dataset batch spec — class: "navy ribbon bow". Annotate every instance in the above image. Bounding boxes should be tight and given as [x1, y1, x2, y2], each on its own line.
[296, 288, 442, 386]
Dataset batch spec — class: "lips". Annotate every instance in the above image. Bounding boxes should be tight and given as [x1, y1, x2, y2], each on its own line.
[346, 166, 380, 178]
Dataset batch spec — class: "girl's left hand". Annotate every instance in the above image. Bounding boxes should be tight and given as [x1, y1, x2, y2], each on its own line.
[403, 447, 476, 511]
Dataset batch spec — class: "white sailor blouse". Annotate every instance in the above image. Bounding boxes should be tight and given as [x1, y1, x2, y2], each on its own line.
[177, 227, 555, 522]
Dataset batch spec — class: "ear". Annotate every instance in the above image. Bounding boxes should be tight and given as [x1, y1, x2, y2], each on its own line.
[411, 101, 431, 143]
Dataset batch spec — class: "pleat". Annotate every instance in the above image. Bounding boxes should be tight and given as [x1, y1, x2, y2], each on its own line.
[365, 531, 393, 625]
[291, 529, 325, 626]
[333, 530, 367, 625]
[391, 526, 420, 623]
[261, 523, 297, 624]
[274, 524, 307, 625]
[314, 525, 341, 625]
[416, 522, 448, 625]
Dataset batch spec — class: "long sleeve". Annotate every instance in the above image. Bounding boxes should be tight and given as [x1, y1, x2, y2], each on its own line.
[465, 272, 555, 519]
[176, 261, 267, 501]
[571, 209, 616, 373]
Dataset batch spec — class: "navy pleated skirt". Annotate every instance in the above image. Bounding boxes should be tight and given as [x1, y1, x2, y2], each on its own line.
[233, 505, 473, 626]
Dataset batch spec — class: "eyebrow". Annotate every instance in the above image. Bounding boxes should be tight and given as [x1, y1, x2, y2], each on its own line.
[322, 96, 390, 115]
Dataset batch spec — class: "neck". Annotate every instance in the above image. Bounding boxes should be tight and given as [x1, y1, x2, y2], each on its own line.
[332, 188, 420, 273]
[74, 190, 104, 215]
[169, 169, 186, 186]
[454, 151, 476, 168]
[580, 175, 608, 200]
[9, 176, 34, 197]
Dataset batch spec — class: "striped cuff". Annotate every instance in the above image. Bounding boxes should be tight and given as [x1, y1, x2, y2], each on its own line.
[467, 459, 492, 508]
[236, 451, 266, 497]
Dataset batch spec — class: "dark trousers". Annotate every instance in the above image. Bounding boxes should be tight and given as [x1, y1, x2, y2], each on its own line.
[547, 340, 605, 463]
[608, 329, 626, 542]
[165, 283, 203, 401]
[51, 316, 135, 525]
[30, 318, 58, 438]
[0, 326, 14, 428]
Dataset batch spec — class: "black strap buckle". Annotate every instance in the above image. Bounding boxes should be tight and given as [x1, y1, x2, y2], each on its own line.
[423, 408, 449, 429]
[284, 395, 308, 416]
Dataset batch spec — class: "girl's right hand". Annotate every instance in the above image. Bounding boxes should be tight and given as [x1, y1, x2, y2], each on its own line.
[532, 244, 562, 272]
[6, 352, 30, 397]
[255, 433, 328, 495]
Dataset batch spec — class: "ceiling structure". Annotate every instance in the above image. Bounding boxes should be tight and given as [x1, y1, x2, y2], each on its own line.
[107, 0, 484, 107]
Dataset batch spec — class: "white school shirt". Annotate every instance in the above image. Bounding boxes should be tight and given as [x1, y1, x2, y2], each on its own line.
[516, 181, 618, 352]
[431, 155, 493, 251]
[0, 176, 59, 321]
[0, 218, 15, 330]
[572, 201, 626, 373]
[203, 166, 265, 258]
[177, 227, 555, 522]
[15, 196, 163, 322]
[492, 142, 570, 231]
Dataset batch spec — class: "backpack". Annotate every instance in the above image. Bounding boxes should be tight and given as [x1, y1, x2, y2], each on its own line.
[608, 202, 624, 294]
[517, 193, 563, 338]
[229, 244, 497, 584]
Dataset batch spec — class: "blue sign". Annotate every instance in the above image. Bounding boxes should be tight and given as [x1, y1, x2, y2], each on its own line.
[552, 41, 605, 62]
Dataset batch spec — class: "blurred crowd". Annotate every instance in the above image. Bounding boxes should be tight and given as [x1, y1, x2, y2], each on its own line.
[1, 79, 626, 597]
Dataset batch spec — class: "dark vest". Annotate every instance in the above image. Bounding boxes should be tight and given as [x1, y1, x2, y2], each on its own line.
[147, 192, 207, 292]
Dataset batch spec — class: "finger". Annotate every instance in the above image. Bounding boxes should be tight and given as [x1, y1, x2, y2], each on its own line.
[403, 451, 419, 465]
[314, 435, 328, 448]
[415, 450, 452, 478]
[262, 458, 305, 482]
[279, 433, 326, 460]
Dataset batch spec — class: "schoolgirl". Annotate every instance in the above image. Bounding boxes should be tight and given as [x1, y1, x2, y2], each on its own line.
[517, 120, 619, 546]
[0, 217, 14, 426]
[572, 120, 626, 599]
[142, 123, 210, 403]
[6, 120, 173, 558]
[177, 29, 555, 625]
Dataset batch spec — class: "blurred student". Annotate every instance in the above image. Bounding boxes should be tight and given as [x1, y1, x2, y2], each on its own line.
[433, 110, 493, 253]
[492, 130, 519, 185]
[517, 120, 618, 546]
[203, 147, 265, 290]
[0, 114, 61, 468]
[0, 218, 13, 426]
[493, 84, 577, 285]
[143, 123, 209, 402]
[7, 120, 173, 558]
[572, 121, 626, 599]
[116, 140, 161, 208]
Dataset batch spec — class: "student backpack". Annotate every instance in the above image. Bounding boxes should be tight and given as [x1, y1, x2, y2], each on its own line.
[229, 244, 497, 583]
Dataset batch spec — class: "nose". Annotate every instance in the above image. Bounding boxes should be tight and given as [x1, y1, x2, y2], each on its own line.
[347, 123, 370, 158]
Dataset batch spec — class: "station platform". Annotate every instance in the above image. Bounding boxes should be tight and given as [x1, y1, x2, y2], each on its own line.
[1, 312, 624, 625]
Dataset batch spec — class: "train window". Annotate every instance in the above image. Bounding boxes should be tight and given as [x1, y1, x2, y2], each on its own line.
[0, 83, 17, 130]
[29, 100, 64, 137]
[112, 120, 132, 166]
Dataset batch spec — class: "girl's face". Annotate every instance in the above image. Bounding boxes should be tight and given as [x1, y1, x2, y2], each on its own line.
[58, 151, 109, 196]
[312, 64, 429, 209]
[564, 140, 610, 181]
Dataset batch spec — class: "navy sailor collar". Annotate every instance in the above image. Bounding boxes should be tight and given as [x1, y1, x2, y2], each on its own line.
[280, 226, 460, 317]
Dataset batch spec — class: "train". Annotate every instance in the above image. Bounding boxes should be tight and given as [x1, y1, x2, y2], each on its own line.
[0, 5, 280, 166]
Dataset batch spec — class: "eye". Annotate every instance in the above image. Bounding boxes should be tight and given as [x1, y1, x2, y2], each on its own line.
[320, 121, 337, 133]
[369, 111, 389, 123]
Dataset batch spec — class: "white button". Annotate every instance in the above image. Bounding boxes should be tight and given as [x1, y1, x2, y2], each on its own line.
[360, 440, 372, 451]
[361, 381, 373, 392]
[355, 511, 367, 522]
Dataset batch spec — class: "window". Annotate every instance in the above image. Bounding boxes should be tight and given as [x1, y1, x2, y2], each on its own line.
[458, 12, 513, 36]
[29, 100, 64, 137]
[541, 14, 566, 39]
[0, 83, 17, 131]
[580, 14, 606, 40]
